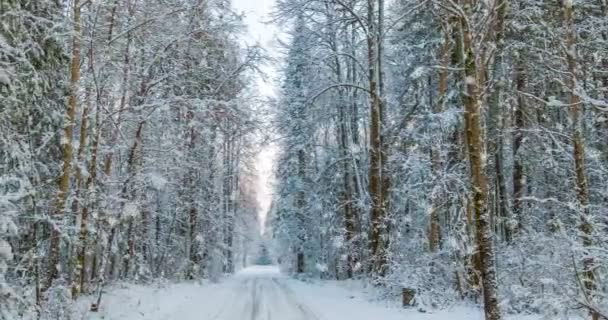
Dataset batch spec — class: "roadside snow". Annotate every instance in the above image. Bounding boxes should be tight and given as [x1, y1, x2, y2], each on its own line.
[287, 278, 543, 320]
[73, 280, 232, 320]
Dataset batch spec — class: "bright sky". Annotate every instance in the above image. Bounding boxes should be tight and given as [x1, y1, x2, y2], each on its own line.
[232, 0, 278, 234]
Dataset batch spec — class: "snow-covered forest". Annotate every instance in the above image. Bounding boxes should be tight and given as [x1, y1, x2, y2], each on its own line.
[1, 0, 263, 317]
[1, 0, 607, 319]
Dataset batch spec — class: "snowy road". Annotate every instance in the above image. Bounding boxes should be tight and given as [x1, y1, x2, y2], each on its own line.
[201, 267, 320, 320]
[78, 266, 540, 320]
[79, 266, 328, 320]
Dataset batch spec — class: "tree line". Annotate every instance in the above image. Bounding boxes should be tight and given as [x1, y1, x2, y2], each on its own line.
[1, 0, 262, 318]
[269, 0, 607, 319]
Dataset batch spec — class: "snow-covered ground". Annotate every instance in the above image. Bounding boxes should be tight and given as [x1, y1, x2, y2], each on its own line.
[74, 266, 543, 320]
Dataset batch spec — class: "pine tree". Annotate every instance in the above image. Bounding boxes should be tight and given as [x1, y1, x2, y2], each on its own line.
[1, 0, 67, 316]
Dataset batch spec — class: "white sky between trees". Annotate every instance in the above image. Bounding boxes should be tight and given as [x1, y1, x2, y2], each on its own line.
[233, 0, 278, 234]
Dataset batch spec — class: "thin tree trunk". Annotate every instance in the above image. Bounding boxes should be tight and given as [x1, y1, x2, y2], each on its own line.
[296, 147, 306, 274]
[512, 58, 526, 233]
[229, 136, 241, 274]
[429, 26, 451, 252]
[325, 5, 358, 277]
[185, 108, 199, 279]
[103, 3, 133, 179]
[70, 85, 91, 224]
[92, 121, 145, 311]
[367, 0, 388, 278]
[222, 123, 233, 273]
[348, 18, 363, 268]
[71, 87, 99, 298]
[486, 0, 509, 243]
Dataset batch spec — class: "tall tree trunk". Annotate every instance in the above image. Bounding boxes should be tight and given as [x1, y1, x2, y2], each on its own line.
[486, 0, 509, 243]
[186, 110, 199, 279]
[326, 5, 358, 277]
[71, 68, 97, 298]
[47, 0, 81, 290]
[367, 0, 388, 278]
[563, 1, 597, 317]
[458, 0, 501, 318]
[512, 57, 526, 233]
[339, 95, 357, 277]
[296, 148, 306, 274]
[348, 18, 363, 268]
[222, 121, 236, 274]
[70, 83, 91, 224]
[102, 3, 136, 280]
[200, 125, 218, 277]
[429, 26, 451, 252]
[229, 136, 241, 274]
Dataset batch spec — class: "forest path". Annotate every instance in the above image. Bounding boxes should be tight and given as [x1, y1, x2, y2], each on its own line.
[197, 266, 320, 320]
[169, 265, 408, 320]
[79, 266, 323, 320]
[79, 266, 533, 320]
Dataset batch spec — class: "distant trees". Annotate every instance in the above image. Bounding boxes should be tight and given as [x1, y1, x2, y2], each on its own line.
[270, 0, 608, 318]
[273, 14, 314, 274]
[1, 0, 263, 317]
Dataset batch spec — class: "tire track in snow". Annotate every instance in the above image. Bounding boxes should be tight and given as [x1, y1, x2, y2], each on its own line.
[270, 278, 322, 320]
[202, 269, 321, 320]
[208, 278, 252, 320]
[250, 278, 261, 320]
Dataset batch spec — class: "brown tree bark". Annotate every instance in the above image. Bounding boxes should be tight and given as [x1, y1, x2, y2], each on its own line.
[458, 0, 501, 317]
[47, 0, 81, 290]
[562, 1, 597, 317]
[367, 0, 389, 278]
[348, 17, 363, 272]
[71, 86, 91, 220]
[337, 74, 357, 277]
[71, 40, 100, 298]
[429, 25, 451, 252]
[187, 115, 199, 278]
[178, 105, 196, 278]
[221, 118, 237, 274]
[122, 120, 146, 278]
[296, 148, 306, 274]
[486, 0, 509, 243]
[71, 85, 93, 299]
[512, 58, 526, 234]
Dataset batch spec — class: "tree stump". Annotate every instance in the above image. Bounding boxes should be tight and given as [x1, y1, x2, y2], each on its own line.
[402, 288, 416, 307]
